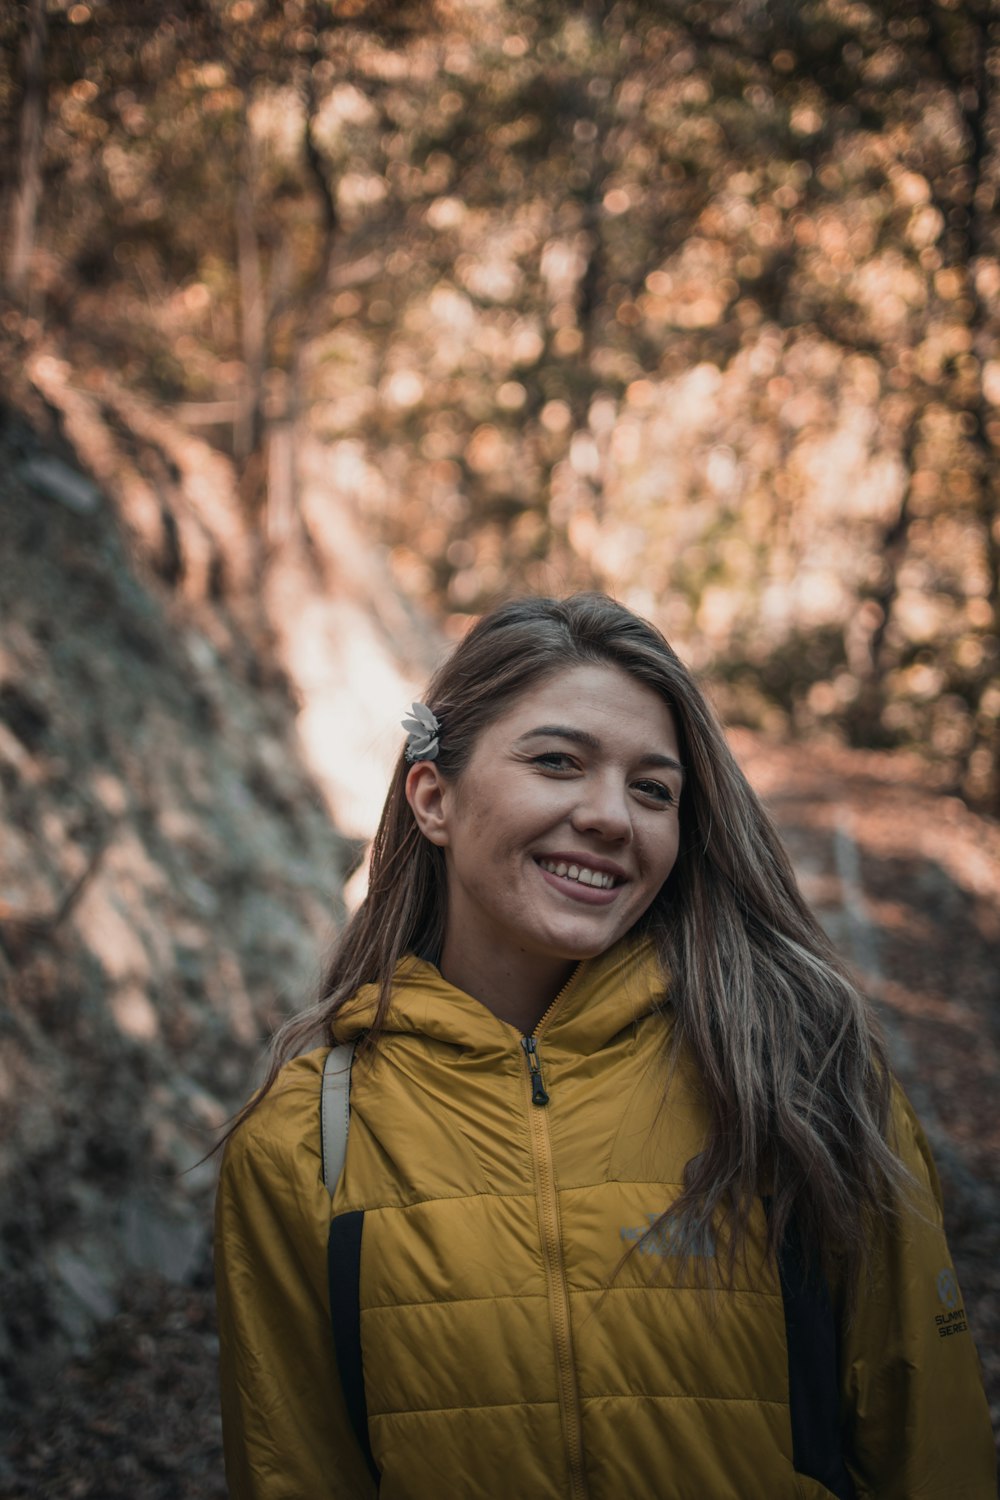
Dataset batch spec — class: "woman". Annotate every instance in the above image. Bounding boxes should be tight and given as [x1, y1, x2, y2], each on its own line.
[215, 594, 995, 1499]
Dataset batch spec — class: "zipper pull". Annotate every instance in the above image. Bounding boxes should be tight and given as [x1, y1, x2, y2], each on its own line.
[521, 1035, 550, 1106]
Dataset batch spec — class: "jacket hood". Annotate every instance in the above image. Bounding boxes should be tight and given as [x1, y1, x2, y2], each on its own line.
[331, 935, 669, 1055]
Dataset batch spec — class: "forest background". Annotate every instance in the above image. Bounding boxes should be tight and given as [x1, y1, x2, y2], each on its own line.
[1, 0, 999, 1493]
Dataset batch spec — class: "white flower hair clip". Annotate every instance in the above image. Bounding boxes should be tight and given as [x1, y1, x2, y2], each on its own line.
[402, 702, 441, 763]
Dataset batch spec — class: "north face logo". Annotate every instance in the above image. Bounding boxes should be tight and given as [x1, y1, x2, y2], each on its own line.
[933, 1266, 967, 1340]
[620, 1214, 715, 1258]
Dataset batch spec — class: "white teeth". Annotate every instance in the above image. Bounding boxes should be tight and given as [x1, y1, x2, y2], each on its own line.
[539, 859, 615, 890]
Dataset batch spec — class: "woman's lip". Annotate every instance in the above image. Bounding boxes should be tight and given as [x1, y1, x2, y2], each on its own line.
[535, 861, 623, 906]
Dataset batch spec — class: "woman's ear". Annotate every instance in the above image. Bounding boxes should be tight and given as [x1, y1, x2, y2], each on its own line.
[405, 761, 450, 847]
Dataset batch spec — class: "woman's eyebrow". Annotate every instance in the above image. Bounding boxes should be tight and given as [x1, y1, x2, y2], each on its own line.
[514, 725, 685, 775]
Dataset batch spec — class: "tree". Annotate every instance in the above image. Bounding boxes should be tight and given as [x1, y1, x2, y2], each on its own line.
[5, 0, 48, 299]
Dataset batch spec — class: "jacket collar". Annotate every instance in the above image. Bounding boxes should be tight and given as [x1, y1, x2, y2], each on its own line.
[332, 936, 668, 1055]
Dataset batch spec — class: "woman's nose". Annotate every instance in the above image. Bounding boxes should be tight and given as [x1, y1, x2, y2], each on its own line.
[571, 777, 633, 842]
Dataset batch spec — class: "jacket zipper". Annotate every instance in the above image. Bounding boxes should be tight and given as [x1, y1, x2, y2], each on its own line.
[521, 1035, 549, 1105]
[521, 979, 589, 1500]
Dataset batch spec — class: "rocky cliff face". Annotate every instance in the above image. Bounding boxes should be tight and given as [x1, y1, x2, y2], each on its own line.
[0, 395, 371, 1433]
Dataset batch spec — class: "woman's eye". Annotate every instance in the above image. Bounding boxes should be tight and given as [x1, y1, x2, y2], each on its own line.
[634, 779, 676, 805]
[531, 752, 577, 772]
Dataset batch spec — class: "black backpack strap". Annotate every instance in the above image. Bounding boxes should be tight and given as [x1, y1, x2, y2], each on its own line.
[320, 1044, 379, 1487]
[328, 1210, 379, 1486]
[775, 1212, 858, 1500]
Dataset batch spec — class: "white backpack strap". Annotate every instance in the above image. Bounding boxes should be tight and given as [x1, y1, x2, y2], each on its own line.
[320, 1041, 356, 1196]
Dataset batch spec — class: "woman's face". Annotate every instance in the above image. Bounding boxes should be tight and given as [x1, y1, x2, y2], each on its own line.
[407, 662, 683, 1005]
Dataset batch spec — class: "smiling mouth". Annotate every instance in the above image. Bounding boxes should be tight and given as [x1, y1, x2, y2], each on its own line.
[536, 858, 621, 891]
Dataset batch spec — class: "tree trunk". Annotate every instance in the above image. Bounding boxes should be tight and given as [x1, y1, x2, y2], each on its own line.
[6, 0, 49, 301]
[234, 167, 267, 466]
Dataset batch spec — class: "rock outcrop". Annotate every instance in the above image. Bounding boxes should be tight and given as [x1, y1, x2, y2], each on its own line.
[0, 388, 431, 1433]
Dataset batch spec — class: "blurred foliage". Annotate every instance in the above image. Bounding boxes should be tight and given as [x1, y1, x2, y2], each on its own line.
[2, 0, 999, 805]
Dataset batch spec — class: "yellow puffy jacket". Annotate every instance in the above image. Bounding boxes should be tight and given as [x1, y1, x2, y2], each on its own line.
[215, 941, 996, 1499]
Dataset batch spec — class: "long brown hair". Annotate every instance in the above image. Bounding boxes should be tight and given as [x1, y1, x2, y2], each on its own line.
[241, 593, 901, 1280]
